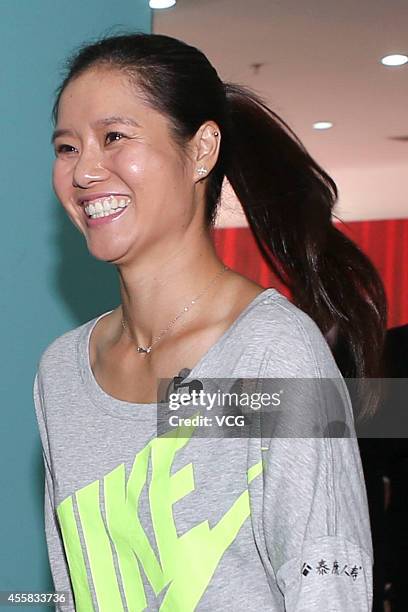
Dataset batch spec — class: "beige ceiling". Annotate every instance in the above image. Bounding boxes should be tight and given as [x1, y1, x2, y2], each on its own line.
[153, 0, 408, 225]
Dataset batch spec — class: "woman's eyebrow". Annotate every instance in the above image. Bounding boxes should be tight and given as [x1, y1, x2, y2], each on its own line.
[51, 128, 73, 144]
[51, 116, 142, 144]
[92, 116, 142, 129]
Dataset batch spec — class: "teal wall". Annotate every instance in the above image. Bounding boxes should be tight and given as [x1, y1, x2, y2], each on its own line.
[0, 2, 151, 609]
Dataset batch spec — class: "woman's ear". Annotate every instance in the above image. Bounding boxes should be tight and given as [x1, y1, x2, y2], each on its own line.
[193, 122, 221, 181]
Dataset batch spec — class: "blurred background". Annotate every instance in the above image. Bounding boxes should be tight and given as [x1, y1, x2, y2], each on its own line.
[0, 1, 406, 610]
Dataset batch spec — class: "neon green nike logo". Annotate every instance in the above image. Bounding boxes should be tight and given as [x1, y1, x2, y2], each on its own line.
[56, 421, 263, 611]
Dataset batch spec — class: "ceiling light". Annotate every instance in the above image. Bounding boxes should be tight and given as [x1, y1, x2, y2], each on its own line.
[380, 54, 408, 66]
[313, 121, 333, 130]
[149, 0, 176, 8]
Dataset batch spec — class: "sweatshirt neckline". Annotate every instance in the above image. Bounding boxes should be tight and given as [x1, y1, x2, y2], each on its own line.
[77, 287, 277, 420]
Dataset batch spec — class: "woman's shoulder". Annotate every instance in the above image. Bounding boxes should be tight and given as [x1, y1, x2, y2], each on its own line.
[248, 292, 353, 437]
[36, 310, 110, 375]
[248, 289, 340, 378]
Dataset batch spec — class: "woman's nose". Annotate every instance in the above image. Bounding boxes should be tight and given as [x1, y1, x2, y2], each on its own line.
[72, 149, 110, 188]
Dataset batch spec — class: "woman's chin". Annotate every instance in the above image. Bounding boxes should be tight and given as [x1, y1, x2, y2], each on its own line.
[85, 239, 130, 264]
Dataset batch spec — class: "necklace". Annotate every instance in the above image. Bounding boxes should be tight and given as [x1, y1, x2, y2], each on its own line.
[120, 264, 230, 354]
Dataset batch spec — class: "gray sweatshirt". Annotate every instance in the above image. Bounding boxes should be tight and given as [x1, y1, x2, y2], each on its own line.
[33, 288, 373, 611]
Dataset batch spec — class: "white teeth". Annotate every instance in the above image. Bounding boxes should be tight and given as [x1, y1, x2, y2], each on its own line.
[84, 196, 130, 218]
[88, 208, 127, 219]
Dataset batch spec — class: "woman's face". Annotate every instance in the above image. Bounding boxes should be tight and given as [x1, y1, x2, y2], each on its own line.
[52, 67, 201, 264]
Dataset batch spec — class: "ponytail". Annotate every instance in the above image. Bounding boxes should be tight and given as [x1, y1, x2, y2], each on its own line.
[222, 82, 387, 419]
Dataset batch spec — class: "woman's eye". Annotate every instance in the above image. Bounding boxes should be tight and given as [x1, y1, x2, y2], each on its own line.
[55, 144, 77, 155]
[105, 131, 126, 144]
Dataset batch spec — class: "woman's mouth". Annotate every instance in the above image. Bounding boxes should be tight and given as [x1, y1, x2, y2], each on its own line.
[83, 195, 131, 227]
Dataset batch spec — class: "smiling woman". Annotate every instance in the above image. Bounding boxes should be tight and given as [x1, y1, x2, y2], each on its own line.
[33, 32, 386, 611]
[51, 66, 205, 265]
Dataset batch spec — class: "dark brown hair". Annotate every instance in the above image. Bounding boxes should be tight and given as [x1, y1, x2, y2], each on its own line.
[52, 31, 387, 419]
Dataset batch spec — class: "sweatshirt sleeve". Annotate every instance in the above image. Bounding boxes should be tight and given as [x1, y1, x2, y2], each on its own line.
[258, 310, 373, 611]
[262, 436, 373, 611]
[33, 372, 75, 612]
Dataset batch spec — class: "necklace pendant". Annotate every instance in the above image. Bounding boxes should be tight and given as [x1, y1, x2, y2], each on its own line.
[137, 346, 152, 354]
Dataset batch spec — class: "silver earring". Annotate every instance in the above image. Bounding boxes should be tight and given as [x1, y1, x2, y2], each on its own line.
[197, 166, 208, 176]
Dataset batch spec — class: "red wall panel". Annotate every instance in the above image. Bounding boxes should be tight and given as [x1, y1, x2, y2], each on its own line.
[212, 219, 408, 329]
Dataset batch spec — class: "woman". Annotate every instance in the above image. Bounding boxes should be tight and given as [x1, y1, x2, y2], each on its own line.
[33, 32, 386, 611]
